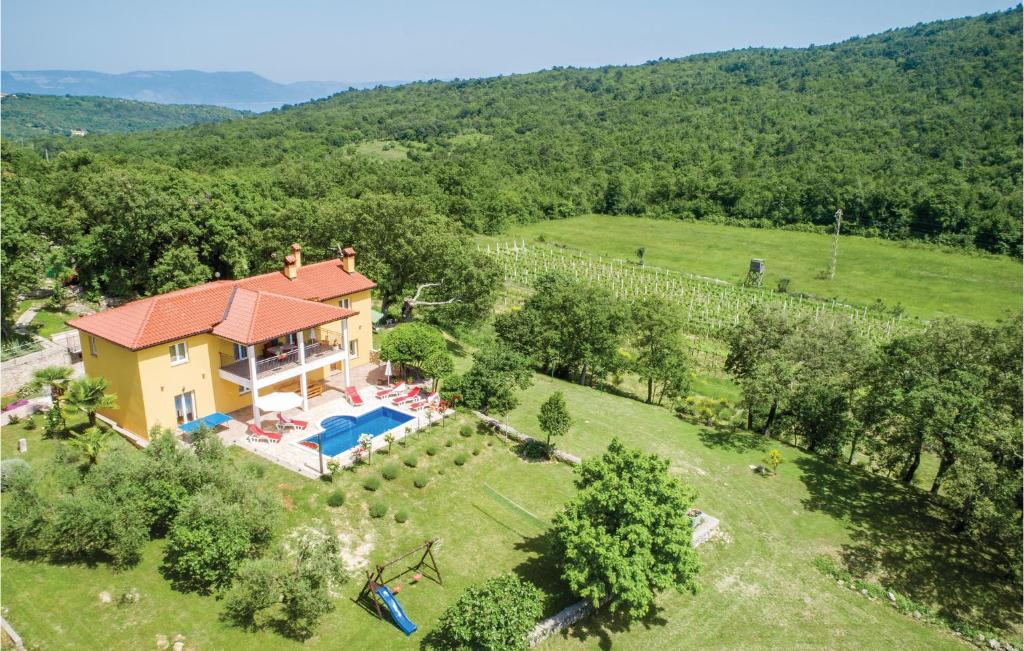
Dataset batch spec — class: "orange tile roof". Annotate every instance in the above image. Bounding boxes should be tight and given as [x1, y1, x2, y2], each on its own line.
[68, 254, 375, 350]
[212, 288, 356, 345]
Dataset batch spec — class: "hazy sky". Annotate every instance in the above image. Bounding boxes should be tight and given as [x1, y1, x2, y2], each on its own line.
[2, 0, 1013, 83]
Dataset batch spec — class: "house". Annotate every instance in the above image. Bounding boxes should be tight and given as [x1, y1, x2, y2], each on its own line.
[68, 244, 375, 439]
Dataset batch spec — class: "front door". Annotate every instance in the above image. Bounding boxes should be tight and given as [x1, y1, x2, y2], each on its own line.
[174, 391, 197, 424]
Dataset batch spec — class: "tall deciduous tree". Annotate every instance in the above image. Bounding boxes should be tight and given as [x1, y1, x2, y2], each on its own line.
[496, 272, 628, 385]
[552, 439, 700, 618]
[432, 574, 543, 651]
[630, 295, 691, 404]
[457, 344, 533, 416]
[378, 322, 448, 380]
[537, 391, 572, 452]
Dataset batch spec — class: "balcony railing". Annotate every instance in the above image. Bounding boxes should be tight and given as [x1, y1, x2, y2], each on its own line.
[219, 340, 343, 381]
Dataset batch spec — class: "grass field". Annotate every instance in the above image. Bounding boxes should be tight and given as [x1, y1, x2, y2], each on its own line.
[489, 215, 1022, 323]
[498, 374, 1021, 648]
[0, 413, 577, 650]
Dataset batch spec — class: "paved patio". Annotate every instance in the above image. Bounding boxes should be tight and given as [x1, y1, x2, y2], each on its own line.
[218, 363, 450, 479]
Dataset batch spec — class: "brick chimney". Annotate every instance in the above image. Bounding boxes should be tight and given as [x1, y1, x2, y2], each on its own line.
[341, 246, 356, 273]
[283, 243, 302, 279]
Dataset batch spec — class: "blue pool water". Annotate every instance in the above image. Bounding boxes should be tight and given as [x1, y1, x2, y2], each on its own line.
[304, 407, 414, 456]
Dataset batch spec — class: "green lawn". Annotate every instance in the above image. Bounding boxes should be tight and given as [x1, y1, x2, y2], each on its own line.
[2, 380, 1017, 649]
[0, 414, 577, 650]
[498, 374, 1020, 648]
[28, 307, 76, 338]
[489, 215, 1022, 323]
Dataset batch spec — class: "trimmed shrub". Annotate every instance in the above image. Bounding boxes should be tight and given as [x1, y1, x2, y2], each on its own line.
[438, 467, 447, 476]
[24, 416, 37, 430]
[394, 509, 409, 524]
[7, 414, 21, 425]
[363, 476, 382, 492]
[413, 472, 429, 488]
[454, 452, 468, 466]
[472, 446, 482, 456]
[368, 500, 388, 519]
[326, 490, 345, 507]
[402, 453, 418, 468]
[381, 464, 400, 481]
[425, 444, 439, 456]
[445, 439, 454, 448]
[460, 425, 473, 438]
[1, 459, 32, 492]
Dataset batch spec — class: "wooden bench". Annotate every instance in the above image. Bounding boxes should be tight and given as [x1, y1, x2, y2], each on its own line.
[306, 382, 325, 399]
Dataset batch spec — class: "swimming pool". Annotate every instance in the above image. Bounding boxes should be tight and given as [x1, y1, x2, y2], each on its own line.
[304, 407, 414, 457]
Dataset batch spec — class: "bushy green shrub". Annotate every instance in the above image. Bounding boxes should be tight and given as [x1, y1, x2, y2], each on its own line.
[445, 439, 454, 448]
[1, 459, 32, 492]
[460, 425, 473, 438]
[425, 444, 439, 456]
[413, 472, 429, 488]
[24, 416, 37, 430]
[326, 490, 345, 507]
[368, 500, 388, 519]
[434, 574, 543, 651]
[402, 454, 418, 468]
[0, 473, 48, 558]
[472, 446, 482, 456]
[454, 452, 468, 466]
[7, 414, 21, 425]
[363, 476, 382, 492]
[381, 463, 399, 481]
[394, 509, 409, 524]
[521, 440, 548, 459]
[438, 467, 447, 476]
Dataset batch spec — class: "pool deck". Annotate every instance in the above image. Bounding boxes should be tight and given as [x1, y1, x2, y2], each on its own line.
[218, 372, 451, 479]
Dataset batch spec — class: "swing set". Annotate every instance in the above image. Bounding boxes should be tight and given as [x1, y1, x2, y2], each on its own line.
[357, 538, 443, 630]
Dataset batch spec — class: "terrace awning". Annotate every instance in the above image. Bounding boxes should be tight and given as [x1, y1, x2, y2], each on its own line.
[179, 412, 231, 433]
[258, 391, 303, 412]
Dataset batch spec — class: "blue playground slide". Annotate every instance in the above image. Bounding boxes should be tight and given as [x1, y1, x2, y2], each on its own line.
[375, 585, 418, 636]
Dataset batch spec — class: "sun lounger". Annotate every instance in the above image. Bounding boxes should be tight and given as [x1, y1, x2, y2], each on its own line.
[248, 424, 282, 443]
[346, 386, 364, 406]
[375, 382, 405, 399]
[277, 413, 308, 431]
[392, 387, 421, 405]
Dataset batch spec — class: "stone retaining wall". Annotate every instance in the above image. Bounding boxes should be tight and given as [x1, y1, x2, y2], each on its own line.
[1, 343, 75, 393]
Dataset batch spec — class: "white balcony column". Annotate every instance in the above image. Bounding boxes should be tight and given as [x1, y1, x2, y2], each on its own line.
[297, 330, 309, 411]
[247, 344, 260, 425]
[341, 318, 351, 387]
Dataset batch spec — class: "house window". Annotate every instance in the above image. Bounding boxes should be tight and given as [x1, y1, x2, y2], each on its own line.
[349, 339, 359, 359]
[233, 344, 248, 361]
[339, 298, 350, 309]
[169, 341, 188, 365]
[174, 391, 196, 425]
[88, 335, 97, 357]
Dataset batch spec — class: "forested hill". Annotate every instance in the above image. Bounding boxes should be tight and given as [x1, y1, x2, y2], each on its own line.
[0, 94, 249, 141]
[2, 9, 1021, 315]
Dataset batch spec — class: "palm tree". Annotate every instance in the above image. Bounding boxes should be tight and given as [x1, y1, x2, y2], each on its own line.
[67, 426, 112, 465]
[25, 366, 73, 405]
[63, 376, 118, 426]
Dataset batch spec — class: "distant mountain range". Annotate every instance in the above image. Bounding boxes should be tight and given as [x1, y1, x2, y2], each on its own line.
[0, 70, 408, 112]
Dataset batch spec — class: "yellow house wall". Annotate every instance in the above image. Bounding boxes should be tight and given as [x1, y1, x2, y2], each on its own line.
[78, 331, 148, 436]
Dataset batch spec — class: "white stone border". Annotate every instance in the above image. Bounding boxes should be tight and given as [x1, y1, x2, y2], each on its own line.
[1, 615, 26, 651]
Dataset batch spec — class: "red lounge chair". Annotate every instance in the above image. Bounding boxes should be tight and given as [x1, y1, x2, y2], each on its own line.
[346, 386, 364, 406]
[248, 424, 282, 443]
[392, 387, 421, 405]
[299, 440, 318, 450]
[408, 400, 427, 411]
[277, 413, 308, 431]
[375, 382, 405, 399]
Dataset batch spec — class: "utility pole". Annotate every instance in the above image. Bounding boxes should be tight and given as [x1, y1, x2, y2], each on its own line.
[827, 208, 843, 280]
